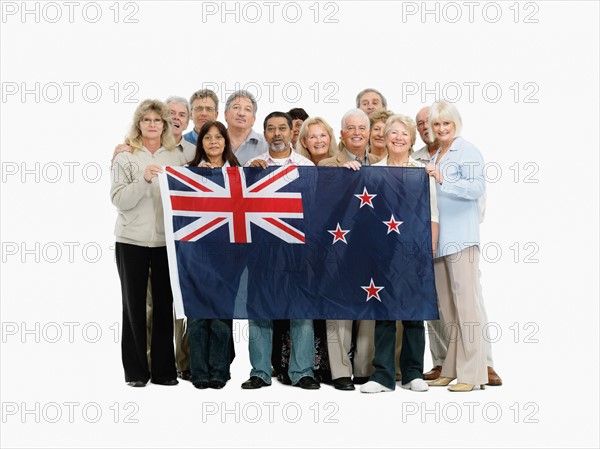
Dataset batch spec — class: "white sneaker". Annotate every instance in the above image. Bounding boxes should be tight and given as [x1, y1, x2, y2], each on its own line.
[401, 378, 429, 392]
[360, 381, 393, 394]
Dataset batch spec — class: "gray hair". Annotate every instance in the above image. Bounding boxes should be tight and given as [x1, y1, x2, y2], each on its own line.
[355, 88, 388, 109]
[341, 108, 370, 130]
[165, 95, 190, 115]
[189, 89, 219, 112]
[225, 89, 258, 115]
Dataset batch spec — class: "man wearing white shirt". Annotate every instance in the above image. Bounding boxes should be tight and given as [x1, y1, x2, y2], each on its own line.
[241, 112, 319, 390]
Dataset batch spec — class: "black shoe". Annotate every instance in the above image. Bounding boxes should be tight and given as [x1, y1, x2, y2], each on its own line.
[126, 380, 147, 388]
[277, 373, 292, 385]
[209, 380, 226, 389]
[241, 376, 270, 389]
[193, 381, 210, 389]
[151, 378, 179, 386]
[332, 377, 355, 391]
[178, 370, 192, 381]
[353, 376, 370, 385]
[294, 376, 320, 390]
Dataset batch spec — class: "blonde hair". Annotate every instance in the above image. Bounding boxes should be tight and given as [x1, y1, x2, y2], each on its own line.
[384, 114, 417, 153]
[427, 100, 463, 142]
[125, 99, 175, 151]
[369, 109, 394, 127]
[296, 117, 338, 163]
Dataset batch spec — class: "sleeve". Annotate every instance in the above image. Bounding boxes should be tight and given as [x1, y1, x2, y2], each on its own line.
[110, 153, 151, 211]
[439, 143, 485, 200]
[429, 177, 439, 223]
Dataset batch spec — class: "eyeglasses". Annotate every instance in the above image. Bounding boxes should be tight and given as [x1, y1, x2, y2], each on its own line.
[193, 106, 216, 113]
[141, 118, 163, 125]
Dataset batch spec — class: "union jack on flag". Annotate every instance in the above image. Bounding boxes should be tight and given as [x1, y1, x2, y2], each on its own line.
[164, 165, 305, 244]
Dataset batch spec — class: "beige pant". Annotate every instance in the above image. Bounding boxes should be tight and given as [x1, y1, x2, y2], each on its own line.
[326, 320, 354, 379]
[434, 246, 488, 385]
[326, 320, 404, 379]
[427, 281, 494, 367]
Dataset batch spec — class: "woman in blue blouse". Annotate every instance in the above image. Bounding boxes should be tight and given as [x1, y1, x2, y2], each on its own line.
[425, 100, 489, 392]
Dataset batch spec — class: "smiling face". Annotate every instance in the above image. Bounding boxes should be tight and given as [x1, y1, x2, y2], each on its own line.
[264, 116, 292, 154]
[139, 111, 164, 140]
[369, 120, 387, 154]
[167, 102, 190, 141]
[191, 97, 218, 132]
[202, 125, 226, 162]
[302, 123, 331, 162]
[224, 96, 256, 132]
[386, 120, 413, 157]
[341, 115, 369, 155]
[431, 118, 456, 146]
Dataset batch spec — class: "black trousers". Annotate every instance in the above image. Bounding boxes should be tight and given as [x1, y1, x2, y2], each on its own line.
[115, 242, 176, 383]
[371, 320, 424, 389]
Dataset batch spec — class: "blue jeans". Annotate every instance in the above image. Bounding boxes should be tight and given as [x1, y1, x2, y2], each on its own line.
[188, 319, 232, 383]
[249, 319, 315, 385]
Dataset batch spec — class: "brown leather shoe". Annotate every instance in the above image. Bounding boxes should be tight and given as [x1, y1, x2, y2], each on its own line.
[487, 366, 502, 386]
[423, 365, 442, 381]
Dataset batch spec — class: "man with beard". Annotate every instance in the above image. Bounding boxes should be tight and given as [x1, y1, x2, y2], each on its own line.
[240, 112, 319, 390]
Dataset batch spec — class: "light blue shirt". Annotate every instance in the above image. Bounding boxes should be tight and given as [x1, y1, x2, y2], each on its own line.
[183, 129, 198, 145]
[430, 136, 485, 257]
[233, 129, 269, 166]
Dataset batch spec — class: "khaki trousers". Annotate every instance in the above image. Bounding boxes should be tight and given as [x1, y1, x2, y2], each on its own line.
[434, 246, 488, 385]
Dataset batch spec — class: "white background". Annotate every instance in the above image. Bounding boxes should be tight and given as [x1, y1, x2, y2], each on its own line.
[1, 1, 598, 447]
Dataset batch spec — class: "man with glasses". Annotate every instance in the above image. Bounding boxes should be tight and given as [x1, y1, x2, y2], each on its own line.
[184, 89, 219, 146]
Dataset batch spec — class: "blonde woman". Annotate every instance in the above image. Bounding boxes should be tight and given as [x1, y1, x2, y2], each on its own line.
[295, 116, 338, 165]
[425, 100, 489, 392]
[111, 99, 186, 387]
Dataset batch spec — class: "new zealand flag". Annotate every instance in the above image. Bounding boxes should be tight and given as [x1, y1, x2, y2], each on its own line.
[160, 165, 438, 320]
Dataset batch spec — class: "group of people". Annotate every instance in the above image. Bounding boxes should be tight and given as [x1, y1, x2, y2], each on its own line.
[110, 87, 502, 393]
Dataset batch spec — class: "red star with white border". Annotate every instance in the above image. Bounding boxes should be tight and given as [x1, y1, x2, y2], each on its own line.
[361, 278, 384, 302]
[383, 215, 403, 234]
[354, 187, 377, 208]
[328, 223, 350, 244]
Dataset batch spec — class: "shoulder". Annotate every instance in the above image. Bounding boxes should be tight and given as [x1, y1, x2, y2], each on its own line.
[114, 148, 141, 165]
[407, 156, 425, 168]
[453, 137, 483, 160]
[318, 152, 346, 167]
[367, 153, 383, 165]
[244, 151, 269, 166]
[291, 151, 314, 166]
[412, 146, 429, 161]
[248, 129, 265, 142]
